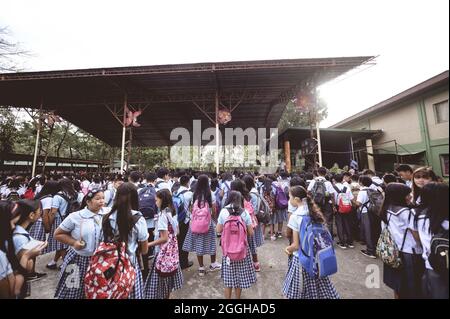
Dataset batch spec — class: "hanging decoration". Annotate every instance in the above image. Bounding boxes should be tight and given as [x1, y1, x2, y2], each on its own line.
[43, 111, 62, 126]
[124, 106, 142, 127]
[218, 108, 232, 125]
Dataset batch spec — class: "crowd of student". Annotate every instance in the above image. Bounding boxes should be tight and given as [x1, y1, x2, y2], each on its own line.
[0, 163, 448, 299]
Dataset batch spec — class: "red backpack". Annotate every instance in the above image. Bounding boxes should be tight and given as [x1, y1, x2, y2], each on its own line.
[84, 241, 136, 299]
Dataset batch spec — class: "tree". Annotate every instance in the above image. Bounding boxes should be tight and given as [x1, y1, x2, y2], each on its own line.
[277, 97, 328, 133]
[0, 108, 20, 157]
[0, 26, 29, 72]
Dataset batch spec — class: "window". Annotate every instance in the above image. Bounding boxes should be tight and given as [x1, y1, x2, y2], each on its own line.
[441, 154, 449, 177]
[433, 100, 449, 124]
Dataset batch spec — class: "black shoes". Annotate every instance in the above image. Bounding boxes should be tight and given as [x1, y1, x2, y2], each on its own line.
[181, 261, 194, 270]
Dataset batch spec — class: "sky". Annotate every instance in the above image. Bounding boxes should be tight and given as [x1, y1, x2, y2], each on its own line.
[1, 0, 449, 128]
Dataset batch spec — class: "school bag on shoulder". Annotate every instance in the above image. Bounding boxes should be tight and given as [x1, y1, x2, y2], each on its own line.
[274, 183, 288, 209]
[6, 190, 20, 202]
[250, 191, 271, 224]
[376, 211, 409, 269]
[84, 214, 141, 299]
[155, 180, 164, 189]
[332, 185, 352, 214]
[221, 207, 248, 261]
[311, 180, 327, 207]
[428, 225, 449, 276]
[190, 199, 211, 234]
[155, 213, 180, 277]
[173, 190, 188, 224]
[244, 199, 258, 229]
[106, 188, 116, 207]
[23, 188, 35, 200]
[171, 181, 181, 194]
[298, 215, 337, 278]
[138, 186, 157, 220]
[263, 189, 275, 212]
[58, 192, 81, 220]
[363, 189, 384, 218]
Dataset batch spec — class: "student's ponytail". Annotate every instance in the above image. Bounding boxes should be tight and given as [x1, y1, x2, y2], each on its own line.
[290, 185, 325, 224]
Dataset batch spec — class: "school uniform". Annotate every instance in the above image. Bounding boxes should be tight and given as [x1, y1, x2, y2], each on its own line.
[249, 189, 264, 249]
[283, 204, 309, 299]
[45, 193, 70, 253]
[415, 216, 449, 299]
[218, 206, 257, 289]
[0, 250, 13, 281]
[175, 186, 193, 268]
[54, 207, 110, 299]
[307, 177, 337, 236]
[144, 209, 183, 299]
[104, 188, 116, 208]
[155, 179, 171, 193]
[12, 225, 34, 298]
[182, 198, 217, 256]
[333, 183, 354, 246]
[382, 206, 424, 298]
[29, 196, 53, 242]
[357, 187, 377, 255]
[220, 180, 232, 208]
[107, 210, 149, 299]
[270, 180, 289, 225]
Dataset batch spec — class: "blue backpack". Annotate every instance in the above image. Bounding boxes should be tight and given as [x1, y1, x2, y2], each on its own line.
[298, 215, 337, 278]
[173, 190, 188, 223]
[138, 186, 157, 220]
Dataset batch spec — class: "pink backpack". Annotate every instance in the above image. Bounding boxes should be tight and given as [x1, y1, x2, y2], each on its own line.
[244, 199, 258, 229]
[155, 214, 179, 277]
[190, 200, 211, 234]
[221, 208, 248, 261]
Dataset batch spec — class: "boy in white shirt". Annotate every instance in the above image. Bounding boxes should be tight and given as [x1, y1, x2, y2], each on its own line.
[332, 174, 354, 249]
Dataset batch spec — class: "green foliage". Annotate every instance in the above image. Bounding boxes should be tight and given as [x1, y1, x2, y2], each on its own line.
[277, 98, 328, 133]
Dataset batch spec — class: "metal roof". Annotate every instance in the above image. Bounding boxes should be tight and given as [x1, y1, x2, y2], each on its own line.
[0, 56, 374, 147]
[330, 70, 449, 128]
[279, 127, 381, 145]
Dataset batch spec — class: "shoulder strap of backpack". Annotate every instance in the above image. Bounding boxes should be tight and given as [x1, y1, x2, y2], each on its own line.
[399, 209, 412, 251]
[332, 185, 342, 194]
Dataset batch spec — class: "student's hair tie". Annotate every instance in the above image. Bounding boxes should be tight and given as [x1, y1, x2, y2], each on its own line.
[86, 188, 102, 199]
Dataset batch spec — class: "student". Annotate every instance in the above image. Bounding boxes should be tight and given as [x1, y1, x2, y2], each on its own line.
[72, 180, 85, 205]
[396, 164, 414, 188]
[175, 175, 194, 270]
[307, 167, 337, 238]
[128, 171, 142, 189]
[270, 171, 290, 240]
[53, 188, 109, 299]
[284, 186, 339, 299]
[104, 176, 124, 208]
[35, 175, 47, 197]
[356, 175, 378, 259]
[380, 183, 424, 299]
[155, 168, 171, 192]
[183, 174, 221, 276]
[350, 174, 362, 242]
[217, 191, 256, 299]
[363, 169, 384, 192]
[259, 176, 275, 240]
[412, 167, 438, 206]
[383, 173, 398, 186]
[332, 174, 354, 249]
[46, 178, 79, 270]
[415, 182, 449, 299]
[239, 176, 264, 272]
[12, 200, 49, 287]
[144, 189, 183, 299]
[22, 178, 38, 200]
[219, 172, 233, 209]
[29, 181, 59, 243]
[103, 182, 149, 299]
[5, 178, 21, 201]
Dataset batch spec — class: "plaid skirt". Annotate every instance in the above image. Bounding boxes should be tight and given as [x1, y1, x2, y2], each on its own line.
[45, 213, 67, 253]
[129, 264, 144, 299]
[29, 219, 46, 242]
[270, 208, 287, 225]
[299, 266, 340, 299]
[54, 249, 90, 299]
[143, 256, 183, 299]
[254, 223, 264, 247]
[221, 247, 257, 289]
[182, 221, 217, 256]
[283, 255, 302, 299]
[248, 233, 257, 255]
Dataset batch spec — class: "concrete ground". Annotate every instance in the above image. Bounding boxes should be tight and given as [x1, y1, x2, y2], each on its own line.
[29, 232, 392, 299]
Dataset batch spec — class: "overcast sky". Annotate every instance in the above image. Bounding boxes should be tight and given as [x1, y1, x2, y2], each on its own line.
[1, 0, 448, 127]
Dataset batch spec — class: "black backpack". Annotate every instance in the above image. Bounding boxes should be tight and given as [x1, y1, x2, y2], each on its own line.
[7, 190, 21, 202]
[138, 186, 157, 220]
[429, 226, 449, 276]
[311, 180, 327, 206]
[58, 193, 81, 220]
[363, 189, 384, 218]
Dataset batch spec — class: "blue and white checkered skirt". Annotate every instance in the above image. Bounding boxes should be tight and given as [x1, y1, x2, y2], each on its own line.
[29, 219, 46, 242]
[182, 221, 217, 256]
[143, 256, 183, 299]
[221, 247, 257, 289]
[248, 233, 257, 255]
[283, 254, 302, 299]
[270, 208, 287, 225]
[254, 223, 264, 247]
[129, 264, 144, 299]
[45, 213, 67, 253]
[54, 249, 90, 299]
[299, 266, 340, 299]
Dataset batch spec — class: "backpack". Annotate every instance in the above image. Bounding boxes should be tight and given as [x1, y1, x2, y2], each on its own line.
[250, 191, 271, 224]
[106, 188, 116, 207]
[23, 188, 35, 200]
[58, 193, 81, 220]
[428, 226, 449, 276]
[274, 183, 288, 210]
[298, 215, 337, 278]
[376, 211, 409, 269]
[190, 200, 211, 234]
[263, 190, 275, 212]
[171, 181, 181, 194]
[6, 190, 20, 202]
[173, 190, 188, 224]
[155, 213, 180, 277]
[138, 186, 157, 220]
[214, 189, 222, 213]
[244, 199, 258, 229]
[221, 207, 248, 261]
[311, 180, 327, 207]
[84, 213, 142, 299]
[333, 185, 352, 214]
[155, 181, 164, 190]
[362, 189, 384, 217]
